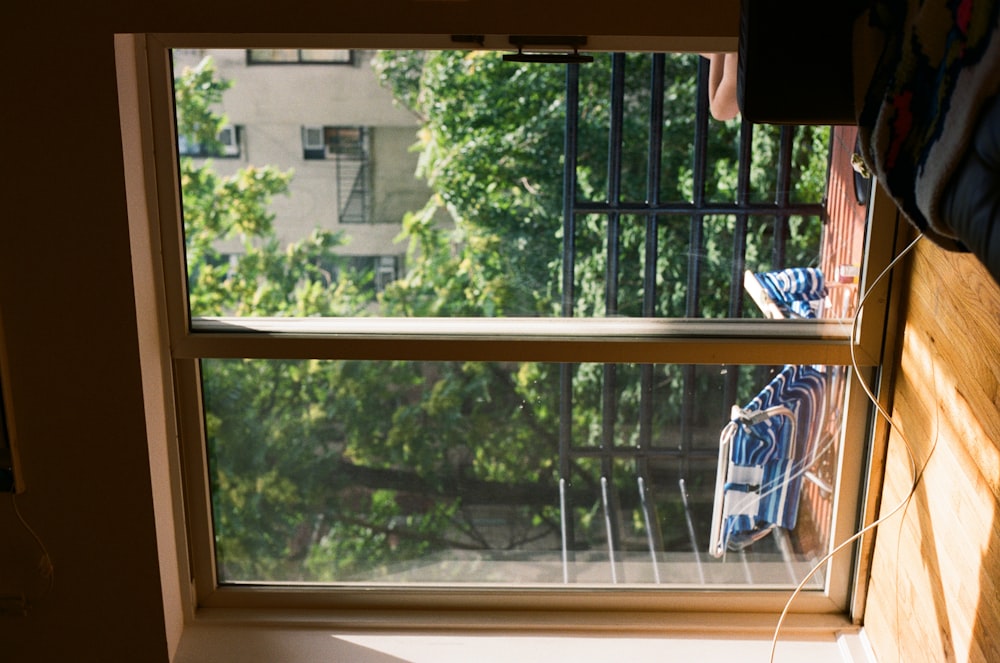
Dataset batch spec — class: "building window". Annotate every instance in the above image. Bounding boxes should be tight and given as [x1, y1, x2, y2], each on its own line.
[349, 254, 402, 293]
[247, 48, 354, 65]
[134, 39, 896, 618]
[177, 124, 243, 158]
[317, 254, 403, 294]
[302, 125, 367, 159]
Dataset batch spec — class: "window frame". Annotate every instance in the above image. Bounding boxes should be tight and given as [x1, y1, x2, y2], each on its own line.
[124, 32, 904, 627]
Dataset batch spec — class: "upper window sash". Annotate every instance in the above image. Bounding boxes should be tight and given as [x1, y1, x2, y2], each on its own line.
[148, 38, 894, 368]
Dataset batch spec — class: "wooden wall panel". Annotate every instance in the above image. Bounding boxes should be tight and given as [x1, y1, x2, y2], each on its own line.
[864, 241, 1000, 663]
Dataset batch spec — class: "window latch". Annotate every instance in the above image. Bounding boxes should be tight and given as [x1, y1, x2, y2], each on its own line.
[503, 36, 593, 64]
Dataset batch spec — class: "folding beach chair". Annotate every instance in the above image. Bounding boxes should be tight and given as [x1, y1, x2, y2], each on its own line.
[744, 267, 828, 319]
[708, 363, 827, 557]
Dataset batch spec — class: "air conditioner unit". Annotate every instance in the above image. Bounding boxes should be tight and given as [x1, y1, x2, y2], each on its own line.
[218, 125, 240, 156]
[302, 126, 325, 151]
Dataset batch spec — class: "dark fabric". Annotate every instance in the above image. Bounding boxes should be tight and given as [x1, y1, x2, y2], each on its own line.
[941, 94, 1000, 284]
[858, 0, 1000, 259]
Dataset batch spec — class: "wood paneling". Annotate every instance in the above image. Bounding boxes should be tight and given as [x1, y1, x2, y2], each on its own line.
[864, 240, 1000, 662]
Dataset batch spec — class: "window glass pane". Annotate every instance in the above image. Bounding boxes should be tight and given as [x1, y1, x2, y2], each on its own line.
[172, 49, 864, 321]
[202, 358, 846, 588]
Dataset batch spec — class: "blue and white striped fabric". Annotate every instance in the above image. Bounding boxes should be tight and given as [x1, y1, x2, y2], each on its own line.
[717, 364, 826, 553]
[754, 268, 827, 319]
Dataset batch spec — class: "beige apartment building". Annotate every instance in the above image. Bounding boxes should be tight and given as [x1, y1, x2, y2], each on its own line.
[172, 48, 437, 288]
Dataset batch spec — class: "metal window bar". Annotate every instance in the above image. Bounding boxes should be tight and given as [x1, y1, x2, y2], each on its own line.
[774, 126, 795, 268]
[558, 61, 580, 582]
[558, 53, 829, 584]
[638, 477, 662, 583]
[637, 57, 667, 575]
[598, 53, 628, 582]
[678, 478, 705, 584]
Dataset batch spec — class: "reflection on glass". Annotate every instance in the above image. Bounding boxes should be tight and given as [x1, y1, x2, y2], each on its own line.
[202, 359, 846, 587]
[173, 49, 861, 320]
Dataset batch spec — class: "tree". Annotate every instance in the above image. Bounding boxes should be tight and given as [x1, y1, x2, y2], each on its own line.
[177, 51, 830, 583]
[375, 51, 827, 320]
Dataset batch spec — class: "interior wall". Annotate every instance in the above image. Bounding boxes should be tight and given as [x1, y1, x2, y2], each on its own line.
[863, 242, 1000, 663]
[0, 22, 171, 663]
[0, 2, 739, 661]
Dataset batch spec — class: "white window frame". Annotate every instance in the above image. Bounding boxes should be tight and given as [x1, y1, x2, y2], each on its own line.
[119, 32, 905, 631]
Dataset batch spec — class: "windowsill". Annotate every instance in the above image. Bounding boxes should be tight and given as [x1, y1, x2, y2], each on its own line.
[174, 619, 876, 663]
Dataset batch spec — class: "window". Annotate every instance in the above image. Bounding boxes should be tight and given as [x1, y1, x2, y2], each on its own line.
[178, 124, 242, 158]
[302, 125, 367, 159]
[351, 254, 402, 293]
[130, 37, 898, 619]
[248, 48, 354, 65]
[313, 254, 403, 295]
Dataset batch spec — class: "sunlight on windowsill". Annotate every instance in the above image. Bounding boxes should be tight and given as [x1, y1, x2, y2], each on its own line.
[175, 624, 875, 663]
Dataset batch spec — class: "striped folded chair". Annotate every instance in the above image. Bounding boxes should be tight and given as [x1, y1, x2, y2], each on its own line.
[709, 363, 827, 557]
[744, 267, 828, 319]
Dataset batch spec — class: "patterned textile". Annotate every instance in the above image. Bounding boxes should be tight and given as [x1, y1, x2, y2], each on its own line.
[754, 267, 827, 318]
[858, 0, 1000, 250]
[714, 364, 826, 554]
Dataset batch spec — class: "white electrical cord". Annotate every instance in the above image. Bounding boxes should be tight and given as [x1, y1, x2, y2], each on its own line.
[10, 491, 55, 604]
[768, 233, 924, 662]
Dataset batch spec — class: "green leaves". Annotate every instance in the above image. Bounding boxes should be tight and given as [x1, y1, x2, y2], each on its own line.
[381, 50, 566, 317]
[174, 57, 233, 154]
[176, 61, 363, 319]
